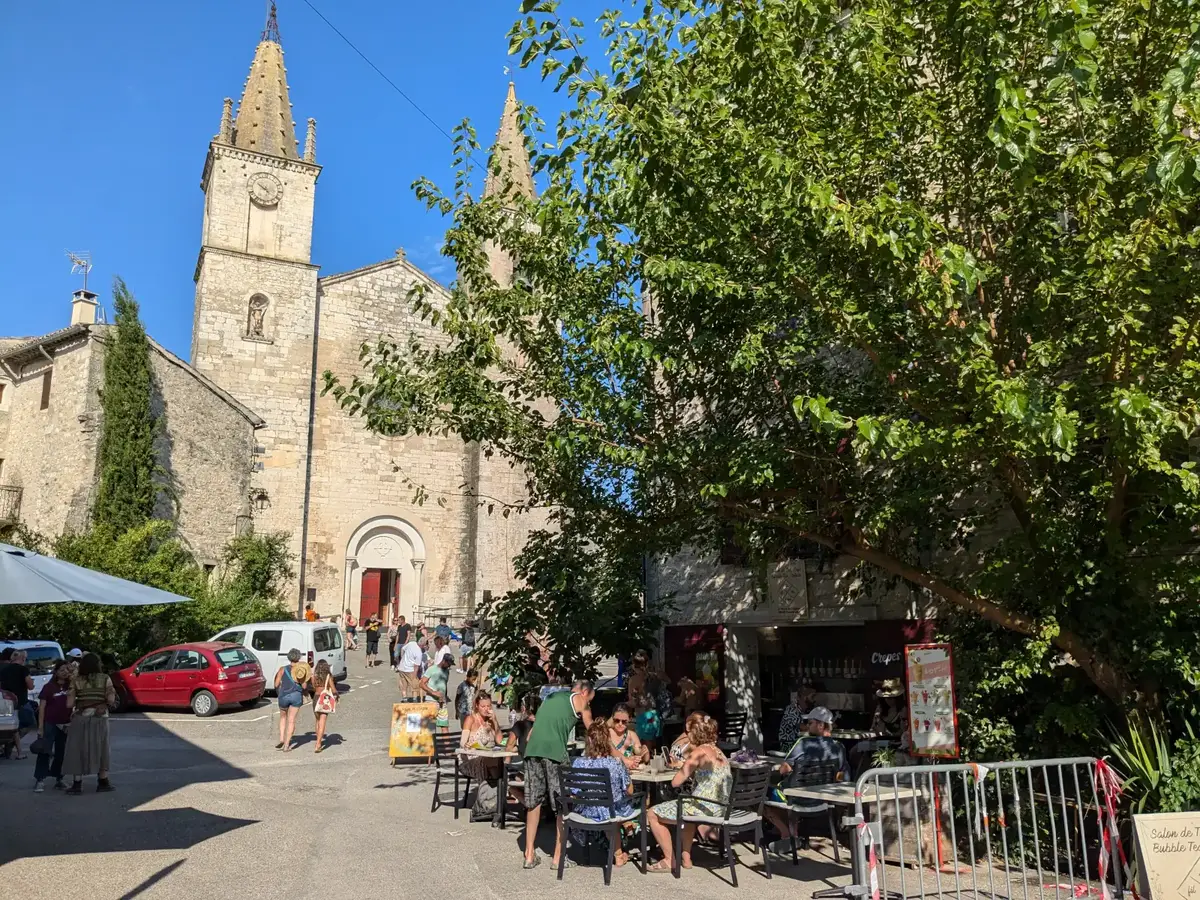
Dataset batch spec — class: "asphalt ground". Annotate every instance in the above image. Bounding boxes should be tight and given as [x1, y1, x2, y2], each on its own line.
[0, 654, 853, 900]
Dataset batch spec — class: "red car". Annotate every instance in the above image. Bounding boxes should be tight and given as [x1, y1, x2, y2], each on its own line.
[114, 642, 266, 717]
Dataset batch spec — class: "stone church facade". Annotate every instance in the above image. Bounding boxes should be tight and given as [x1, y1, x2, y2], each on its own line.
[1, 9, 543, 623]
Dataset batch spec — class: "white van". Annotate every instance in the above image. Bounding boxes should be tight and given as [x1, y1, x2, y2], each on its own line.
[0, 641, 66, 698]
[209, 622, 346, 691]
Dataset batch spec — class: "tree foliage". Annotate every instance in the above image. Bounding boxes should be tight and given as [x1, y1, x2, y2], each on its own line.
[477, 511, 664, 691]
[325, 0, 1200, 746]
[92, 278, 161, 533]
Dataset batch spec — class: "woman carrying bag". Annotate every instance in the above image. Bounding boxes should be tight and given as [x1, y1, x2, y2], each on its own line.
[310, 659, 337, 753]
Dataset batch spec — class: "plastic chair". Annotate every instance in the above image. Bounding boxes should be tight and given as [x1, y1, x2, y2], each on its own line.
[557, 764, 648, 885]
[718, 712, 749, 753]
[430, 732, 469, 817]
[764, 759, 842, 864]
[670, 763, 772, 885]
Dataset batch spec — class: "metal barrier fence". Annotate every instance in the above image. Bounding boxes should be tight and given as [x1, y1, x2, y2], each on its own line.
[841, 758, 1126, 900]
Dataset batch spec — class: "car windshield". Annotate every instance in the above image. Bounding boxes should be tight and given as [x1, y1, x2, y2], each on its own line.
[21, 647, 64, 675]
[215, 648, 255, 668]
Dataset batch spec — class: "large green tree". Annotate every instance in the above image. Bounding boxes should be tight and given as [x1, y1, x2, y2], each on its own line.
[326, 0, 1200, 731]
[92, 278, 160, 532]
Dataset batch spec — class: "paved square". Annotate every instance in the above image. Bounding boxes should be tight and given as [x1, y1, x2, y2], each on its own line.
[0, 658, 851, 899]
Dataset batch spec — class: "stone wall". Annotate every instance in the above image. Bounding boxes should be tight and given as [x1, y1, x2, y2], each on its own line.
[0, 333, 102, 539]
[144, 337, 258, 565]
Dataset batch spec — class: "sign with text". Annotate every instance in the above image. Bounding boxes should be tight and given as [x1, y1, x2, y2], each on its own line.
[905, 643, 959, 758]
[389, 701, 437, 760]
[1134, 812, 1200, 900]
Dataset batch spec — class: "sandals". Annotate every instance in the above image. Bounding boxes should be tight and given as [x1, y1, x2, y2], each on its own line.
[647, 860, 673, 873]
[523, 855, 542, 870]
[314, 744, 324, 754]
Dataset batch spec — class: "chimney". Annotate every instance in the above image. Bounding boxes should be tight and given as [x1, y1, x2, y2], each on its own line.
[71, 289, 99, 326]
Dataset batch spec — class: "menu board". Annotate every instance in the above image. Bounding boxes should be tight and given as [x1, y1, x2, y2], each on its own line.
[905, 643, 959, 758]
[1133, 812, 1200, 900]
[389, 701, 437, 760]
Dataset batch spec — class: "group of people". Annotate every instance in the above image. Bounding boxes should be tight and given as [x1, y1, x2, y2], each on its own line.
[2, 647, 118, 795]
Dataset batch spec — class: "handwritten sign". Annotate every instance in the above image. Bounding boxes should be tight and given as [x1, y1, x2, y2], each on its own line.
[389, 701, 437, 760]
[905, 643, 959, 758]
[1134, 812, 1200, 900]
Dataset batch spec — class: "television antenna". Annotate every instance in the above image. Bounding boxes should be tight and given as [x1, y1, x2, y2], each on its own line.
[67, 251, 93, 292]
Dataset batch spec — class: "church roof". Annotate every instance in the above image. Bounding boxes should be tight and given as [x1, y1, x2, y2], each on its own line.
[0, 324, 90, 365]
[231, 3, 298, 160]
[483, 82, 536, 201]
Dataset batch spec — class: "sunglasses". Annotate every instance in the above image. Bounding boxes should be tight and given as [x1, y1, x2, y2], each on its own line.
[612, 717, 630, 724]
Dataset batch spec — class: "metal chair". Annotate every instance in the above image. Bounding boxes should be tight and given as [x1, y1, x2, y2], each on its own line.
[431, 732, 469, 817]
[669, 763, 772, 885]
[557, 764, 648, 884]
[717, 712, 749, 753]
[764, 759, 842, 864]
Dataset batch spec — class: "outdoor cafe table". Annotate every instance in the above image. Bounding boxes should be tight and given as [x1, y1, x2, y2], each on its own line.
[456, 747, 519, 828]
[630, 767, 678, 803]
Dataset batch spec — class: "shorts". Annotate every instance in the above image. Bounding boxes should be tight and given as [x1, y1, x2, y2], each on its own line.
[460, 645, 475, 659]
[278, 691, 304, 710]
[365, 638, 380, 654]
[522, 756, 563, 811]
[397, 671, 421, 698]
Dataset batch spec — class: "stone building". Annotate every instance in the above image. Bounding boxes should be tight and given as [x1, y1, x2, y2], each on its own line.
[0, 293, 263, 566]
[1, 7, 545, 623]
[188, 7, 543, 621]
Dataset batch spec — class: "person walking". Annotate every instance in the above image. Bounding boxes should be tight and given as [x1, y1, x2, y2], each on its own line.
[274, 649, 309, 751]
[33, 660, 72, 792]
[344, 610, 359, 651]
[309, 659, 337, 753]
[420, 651, 454, 734]
[396, 634, 424, 699]
[520, 679, 595, 870]
[363, 614, 382, 667]
[435, 616, 452, 643]
[62, 653, 117, 794]
[458, 619, 477, 674]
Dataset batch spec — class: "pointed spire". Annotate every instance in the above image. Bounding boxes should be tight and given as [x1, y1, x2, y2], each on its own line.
[303, 118, 317, 162]
[231, 2, 298, 159]
[483, 82, 536, 201]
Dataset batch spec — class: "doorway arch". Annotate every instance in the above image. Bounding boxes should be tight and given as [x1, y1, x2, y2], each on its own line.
[343, 516, 427, 624]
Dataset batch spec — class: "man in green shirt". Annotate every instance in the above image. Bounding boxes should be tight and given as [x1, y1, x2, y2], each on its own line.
[521, 679, 594, 869]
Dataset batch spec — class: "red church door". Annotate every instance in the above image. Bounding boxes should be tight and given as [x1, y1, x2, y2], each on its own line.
[360, 569, 381, 621]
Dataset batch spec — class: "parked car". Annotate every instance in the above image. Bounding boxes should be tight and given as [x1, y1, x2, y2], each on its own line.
[0, 640, 65, 698]
[210, 621, 346, 691]
[112, 642, 265, 717]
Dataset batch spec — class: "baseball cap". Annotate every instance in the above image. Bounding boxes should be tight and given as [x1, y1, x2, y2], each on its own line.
[805, 706, 834, 725]
[67, 648, 83, 658]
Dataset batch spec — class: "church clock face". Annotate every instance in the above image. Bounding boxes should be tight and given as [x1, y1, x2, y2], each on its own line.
[247, 172, 282, 206]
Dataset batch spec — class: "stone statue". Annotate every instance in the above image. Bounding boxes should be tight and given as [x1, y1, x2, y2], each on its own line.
[247, 295, 268, 337]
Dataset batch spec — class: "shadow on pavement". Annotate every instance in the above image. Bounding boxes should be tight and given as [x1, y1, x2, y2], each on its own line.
[0, 712, 256, 864]
[118, 858, 187, 900]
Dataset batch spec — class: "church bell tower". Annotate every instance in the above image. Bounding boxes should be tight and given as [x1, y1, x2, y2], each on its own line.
[190, 2, 320, 575]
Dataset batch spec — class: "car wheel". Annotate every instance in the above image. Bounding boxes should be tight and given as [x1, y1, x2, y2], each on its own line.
[239, 698, 260, 709]
[113, 688, 133, 713]
[191, 690, 218, 717]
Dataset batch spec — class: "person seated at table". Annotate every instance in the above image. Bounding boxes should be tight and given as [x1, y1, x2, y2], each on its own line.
[646, 714, 731, 872]
[609, 703, 650, 769]
[460, 691, 522, 810]
[765, 706, 850, 844]
[778, 685, 817, 749]
[668, 711, 705, 766]
[570, 718, 637, 867]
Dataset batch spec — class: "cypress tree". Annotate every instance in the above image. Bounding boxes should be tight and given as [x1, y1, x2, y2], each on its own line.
[92, 278, 159, 533]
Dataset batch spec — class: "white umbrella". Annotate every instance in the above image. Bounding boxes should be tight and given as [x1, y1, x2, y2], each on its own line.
[0, 543, 193, 606]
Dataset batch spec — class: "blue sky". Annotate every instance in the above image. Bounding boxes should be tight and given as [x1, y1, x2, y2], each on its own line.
[0, 0, 585, 358]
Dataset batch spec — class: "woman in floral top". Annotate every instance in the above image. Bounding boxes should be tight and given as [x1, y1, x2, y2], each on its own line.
[570, 718, 636, 866]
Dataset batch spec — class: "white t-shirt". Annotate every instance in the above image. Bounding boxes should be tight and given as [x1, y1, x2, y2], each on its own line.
[432, 645, 452, 668]
[398, 641, 424, 674]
